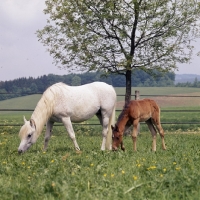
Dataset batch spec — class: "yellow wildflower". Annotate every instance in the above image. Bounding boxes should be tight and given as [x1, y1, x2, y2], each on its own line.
[121, 170, 125, 174]
[111, 174, 114, 178]
[133, 175, 138, 180]
[52, 182, 55, 187]
[147, 166, 156, 170]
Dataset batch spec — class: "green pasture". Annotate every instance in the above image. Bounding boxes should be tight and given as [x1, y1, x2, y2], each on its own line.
[0, 87, 200, 199]
[0, 128, 200, 200]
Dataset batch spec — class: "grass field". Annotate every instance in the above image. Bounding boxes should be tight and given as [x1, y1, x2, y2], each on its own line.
[0, 129, 200, 200]
[0, 87, 200, 199]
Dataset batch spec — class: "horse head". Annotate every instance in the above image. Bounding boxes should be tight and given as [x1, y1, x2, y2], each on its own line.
[111, 125, 125, 151]
[18, 116, 37, 153]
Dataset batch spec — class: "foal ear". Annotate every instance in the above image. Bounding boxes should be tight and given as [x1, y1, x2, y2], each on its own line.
[23, 116, 27, 123]
[115, 125, 119, 132]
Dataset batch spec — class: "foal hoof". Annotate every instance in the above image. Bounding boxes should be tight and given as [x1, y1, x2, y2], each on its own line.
[121, 146, 125, 151]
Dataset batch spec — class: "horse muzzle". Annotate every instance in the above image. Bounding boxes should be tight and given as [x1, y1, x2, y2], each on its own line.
[18, 149, 23, 154]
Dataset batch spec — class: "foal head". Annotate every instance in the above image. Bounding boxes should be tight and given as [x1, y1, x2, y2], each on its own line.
[111, 125, 125, 151]
[18, 116, 37, 153]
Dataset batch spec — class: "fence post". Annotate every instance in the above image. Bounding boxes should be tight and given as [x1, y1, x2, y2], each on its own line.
[135, 90, 140, 100]
[135, 90, 140, 135]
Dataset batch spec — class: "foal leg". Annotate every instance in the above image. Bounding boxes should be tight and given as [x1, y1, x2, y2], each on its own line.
[62, 117, 80, 151]
[43, 120, 54, 151]
[131, 119, 139, 151]
[146, 119, 157, 151]
[153, 120, 166, 150]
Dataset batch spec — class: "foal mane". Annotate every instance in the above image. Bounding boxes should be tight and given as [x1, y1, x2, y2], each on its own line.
[117, 103, 130, 124]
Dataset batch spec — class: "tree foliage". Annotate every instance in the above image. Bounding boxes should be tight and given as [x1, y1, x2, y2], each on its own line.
[37, 0, 200, 103]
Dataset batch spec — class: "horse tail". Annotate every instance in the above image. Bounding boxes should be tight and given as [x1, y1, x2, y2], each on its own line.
[105, 105, 116, 150]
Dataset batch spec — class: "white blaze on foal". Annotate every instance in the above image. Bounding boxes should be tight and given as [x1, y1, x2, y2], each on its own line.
[18, 82, 116, 153]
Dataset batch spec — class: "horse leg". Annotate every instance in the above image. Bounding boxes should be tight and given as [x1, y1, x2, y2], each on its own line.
[101, 117, 110, 150]
[97, 109, 113, 150]
[146, 119, 157, 151]
[100, 114, 111, 150]
[96, 111, 105, 150]
[62, 117, 80, 151]
[152, 119, 166, 150]
[131, 119, 139, 151]
[43, 120, 54, 151]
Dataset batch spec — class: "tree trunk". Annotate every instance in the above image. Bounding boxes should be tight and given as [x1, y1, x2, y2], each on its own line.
[125, 69, 132, 106]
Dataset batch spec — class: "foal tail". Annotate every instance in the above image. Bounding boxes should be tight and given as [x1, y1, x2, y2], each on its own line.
[105, 106, 116, 150]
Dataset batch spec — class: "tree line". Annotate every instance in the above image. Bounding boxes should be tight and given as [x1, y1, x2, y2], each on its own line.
[175, 77, 200, 88]
[0, 70, 175, 101]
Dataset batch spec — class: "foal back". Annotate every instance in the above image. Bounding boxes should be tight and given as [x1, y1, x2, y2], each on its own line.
[128, 99, 160, 123]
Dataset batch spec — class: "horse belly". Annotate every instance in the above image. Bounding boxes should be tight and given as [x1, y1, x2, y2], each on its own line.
[70, 112, 96, 123]
[139, 113, 151, 122]
[53, 102, 99, 123]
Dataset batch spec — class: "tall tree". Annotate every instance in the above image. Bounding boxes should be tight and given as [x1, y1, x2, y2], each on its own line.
[37, 0, 200, 105]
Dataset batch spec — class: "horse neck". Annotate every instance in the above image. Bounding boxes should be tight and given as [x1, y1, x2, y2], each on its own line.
[116, 111, 129, 133]
[31, 95, 53, 137]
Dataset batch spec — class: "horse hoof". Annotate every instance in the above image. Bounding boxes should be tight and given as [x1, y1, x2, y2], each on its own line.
[76, 150, 82, 154]
[121, 147, 125, 151]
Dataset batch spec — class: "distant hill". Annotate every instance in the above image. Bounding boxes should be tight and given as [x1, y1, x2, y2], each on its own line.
[175, 74, 200, 84]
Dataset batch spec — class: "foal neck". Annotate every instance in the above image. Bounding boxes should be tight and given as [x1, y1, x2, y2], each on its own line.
[116, 108, 130, 132]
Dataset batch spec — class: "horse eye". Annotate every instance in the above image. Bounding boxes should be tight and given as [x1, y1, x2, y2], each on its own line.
[27, 134, 32, 138]
[116, 137, 119, 140]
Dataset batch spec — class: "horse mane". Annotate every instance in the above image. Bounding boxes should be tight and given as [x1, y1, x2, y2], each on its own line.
[31, 83, 66, 137]
[117, 103, 130, 124]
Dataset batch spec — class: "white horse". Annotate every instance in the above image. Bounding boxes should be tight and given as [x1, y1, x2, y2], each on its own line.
[18, 82, 116, 153]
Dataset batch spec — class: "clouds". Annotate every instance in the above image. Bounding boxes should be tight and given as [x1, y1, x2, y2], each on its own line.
[0, 0, 64, 81]
[1, 0, 43, 26]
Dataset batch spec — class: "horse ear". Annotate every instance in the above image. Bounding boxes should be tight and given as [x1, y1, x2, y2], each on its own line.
[30, 119, 36, 129]
[111, 125, 114, 130]
[115, 125, 119, 132]
[23, 116, 27, 123]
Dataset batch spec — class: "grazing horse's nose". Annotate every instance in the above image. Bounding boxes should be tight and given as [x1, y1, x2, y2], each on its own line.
[18, 149, 23, 154]
[112, 146, 118, 151]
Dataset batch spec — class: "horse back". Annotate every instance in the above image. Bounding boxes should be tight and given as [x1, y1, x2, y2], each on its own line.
[45, 82, 116, 122]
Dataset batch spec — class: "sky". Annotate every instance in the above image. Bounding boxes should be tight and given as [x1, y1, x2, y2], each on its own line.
[0, 0, 200, 82]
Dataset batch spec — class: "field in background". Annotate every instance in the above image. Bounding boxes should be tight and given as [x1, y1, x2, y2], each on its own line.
[115, 87, 200, 108]
[1, 87, 200, 110]
[1, 87, 200, 131]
